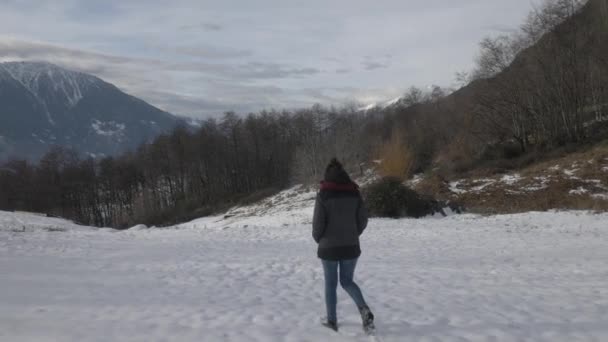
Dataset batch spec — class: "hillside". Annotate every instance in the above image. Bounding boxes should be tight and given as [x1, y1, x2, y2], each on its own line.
[379, 0, 607, 176]
[0, 62, 183, 161]
[412, 140, 608, 213]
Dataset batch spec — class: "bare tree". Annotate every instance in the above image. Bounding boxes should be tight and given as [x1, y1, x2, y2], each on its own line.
[472, 0, 598, 150]
[472, 35, 521, 79]
[402, 86, 426, 106]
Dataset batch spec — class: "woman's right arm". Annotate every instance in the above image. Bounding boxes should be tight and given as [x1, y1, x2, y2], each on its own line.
[356, 196, 368, 235]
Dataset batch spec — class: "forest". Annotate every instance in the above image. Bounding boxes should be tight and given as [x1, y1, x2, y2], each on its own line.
[0, 0, 606, 228]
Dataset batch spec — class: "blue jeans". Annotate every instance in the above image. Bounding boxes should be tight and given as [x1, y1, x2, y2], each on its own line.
[322, 258, 367, 322]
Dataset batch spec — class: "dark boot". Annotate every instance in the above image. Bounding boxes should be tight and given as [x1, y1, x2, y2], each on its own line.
[359, 305, 375, 333]
[321, 319, 338, 332]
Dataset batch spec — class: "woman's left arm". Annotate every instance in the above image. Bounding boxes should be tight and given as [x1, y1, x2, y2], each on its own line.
[312, 194, 326, 243]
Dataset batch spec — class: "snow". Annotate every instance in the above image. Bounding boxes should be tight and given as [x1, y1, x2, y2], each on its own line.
[2, 207, 608, 341]
[382, 96, 402, 107]
[592, 193, 608, 200]
[407, 174, 424, 187]
[0, 211, 98, 233]
[470, 178, 495, 192]
[214, 185, 317, 228]
[569, 187, 589, 195]
[448, 181, 467, 194]
[443, 161, 608, 197]
[359, 96, 404, 111]
[500, 173, 522, 185]
[1, 61, 97, 109]
[0, 64, 12, 81]
[357, 169, 380, 187]
[449, 177, 503, 194]
[523, 176, 551, 191]
[91, 120, 126, 137]
[359, 103, 378, 111]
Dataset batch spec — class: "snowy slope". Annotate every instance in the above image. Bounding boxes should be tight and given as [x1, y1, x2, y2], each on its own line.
[3, 61, 98, 110]
[190, 172, 380, 229]
[0, 211, 98, 233]
[1, 208, 608, 341]
[358, 96, 404, 112]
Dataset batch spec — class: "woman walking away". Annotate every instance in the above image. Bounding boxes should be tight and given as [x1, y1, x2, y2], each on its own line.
[312, 158, 375, 334]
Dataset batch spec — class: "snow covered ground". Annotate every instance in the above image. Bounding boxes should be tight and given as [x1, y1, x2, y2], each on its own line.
[1, 208, 608, 342]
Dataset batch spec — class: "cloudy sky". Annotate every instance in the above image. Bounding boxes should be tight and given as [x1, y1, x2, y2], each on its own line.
[0, 0, 535, 118]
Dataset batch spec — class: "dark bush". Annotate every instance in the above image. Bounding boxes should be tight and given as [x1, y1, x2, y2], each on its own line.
[363, 177, 436, 218]
[480, 140, 525, 162]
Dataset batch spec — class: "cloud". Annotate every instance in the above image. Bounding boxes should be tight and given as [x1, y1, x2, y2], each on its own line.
[237, 62, 320, 79]
[361, 55, 392, 71]
[0, 38, 320, 81]
[143, 90, 241, 118]
[0, 37, 323, 116]
[179, 22, 223, 31]
[0, 0, 537, 117]
[362, 61, 389, 71]
[0, 38, 136, 65]
[173, 45, 253, 59]
[145, 82, 292, 117]
[161, 61, 320, 81]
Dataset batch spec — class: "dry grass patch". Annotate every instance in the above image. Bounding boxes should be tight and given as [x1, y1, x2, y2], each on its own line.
[412, 141, 608, 213]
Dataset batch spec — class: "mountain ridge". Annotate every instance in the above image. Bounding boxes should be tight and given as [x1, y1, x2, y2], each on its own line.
[0, 61, 184, 161]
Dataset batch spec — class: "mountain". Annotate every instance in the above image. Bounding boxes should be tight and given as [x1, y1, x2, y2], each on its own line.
[0, 61, 184, 161]
[358, 96, 402, 112]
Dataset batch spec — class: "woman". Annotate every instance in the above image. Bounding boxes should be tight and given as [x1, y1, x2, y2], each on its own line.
[312, 158, 375, 333]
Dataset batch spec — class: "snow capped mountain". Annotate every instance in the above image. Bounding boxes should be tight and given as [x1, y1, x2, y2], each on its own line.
[383, 95, 403, 107]
[0, 61, 184, 161]
[3, 61, 98, 113]
[359, 102, 378, 111]
[358, 95, 405, 112]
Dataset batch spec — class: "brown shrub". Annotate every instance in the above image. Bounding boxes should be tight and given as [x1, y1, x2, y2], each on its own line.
[377, 129, 415, 181]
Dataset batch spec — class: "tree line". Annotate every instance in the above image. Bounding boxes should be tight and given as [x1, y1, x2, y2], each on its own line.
[0, 107, 383, 227]
[1, 0, 605, 227]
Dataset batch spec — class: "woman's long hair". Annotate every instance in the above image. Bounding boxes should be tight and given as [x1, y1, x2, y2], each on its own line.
[324, 158, 353, 184]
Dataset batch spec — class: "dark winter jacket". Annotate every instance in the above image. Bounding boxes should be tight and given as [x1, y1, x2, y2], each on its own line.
[312, 180, 369, 260]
